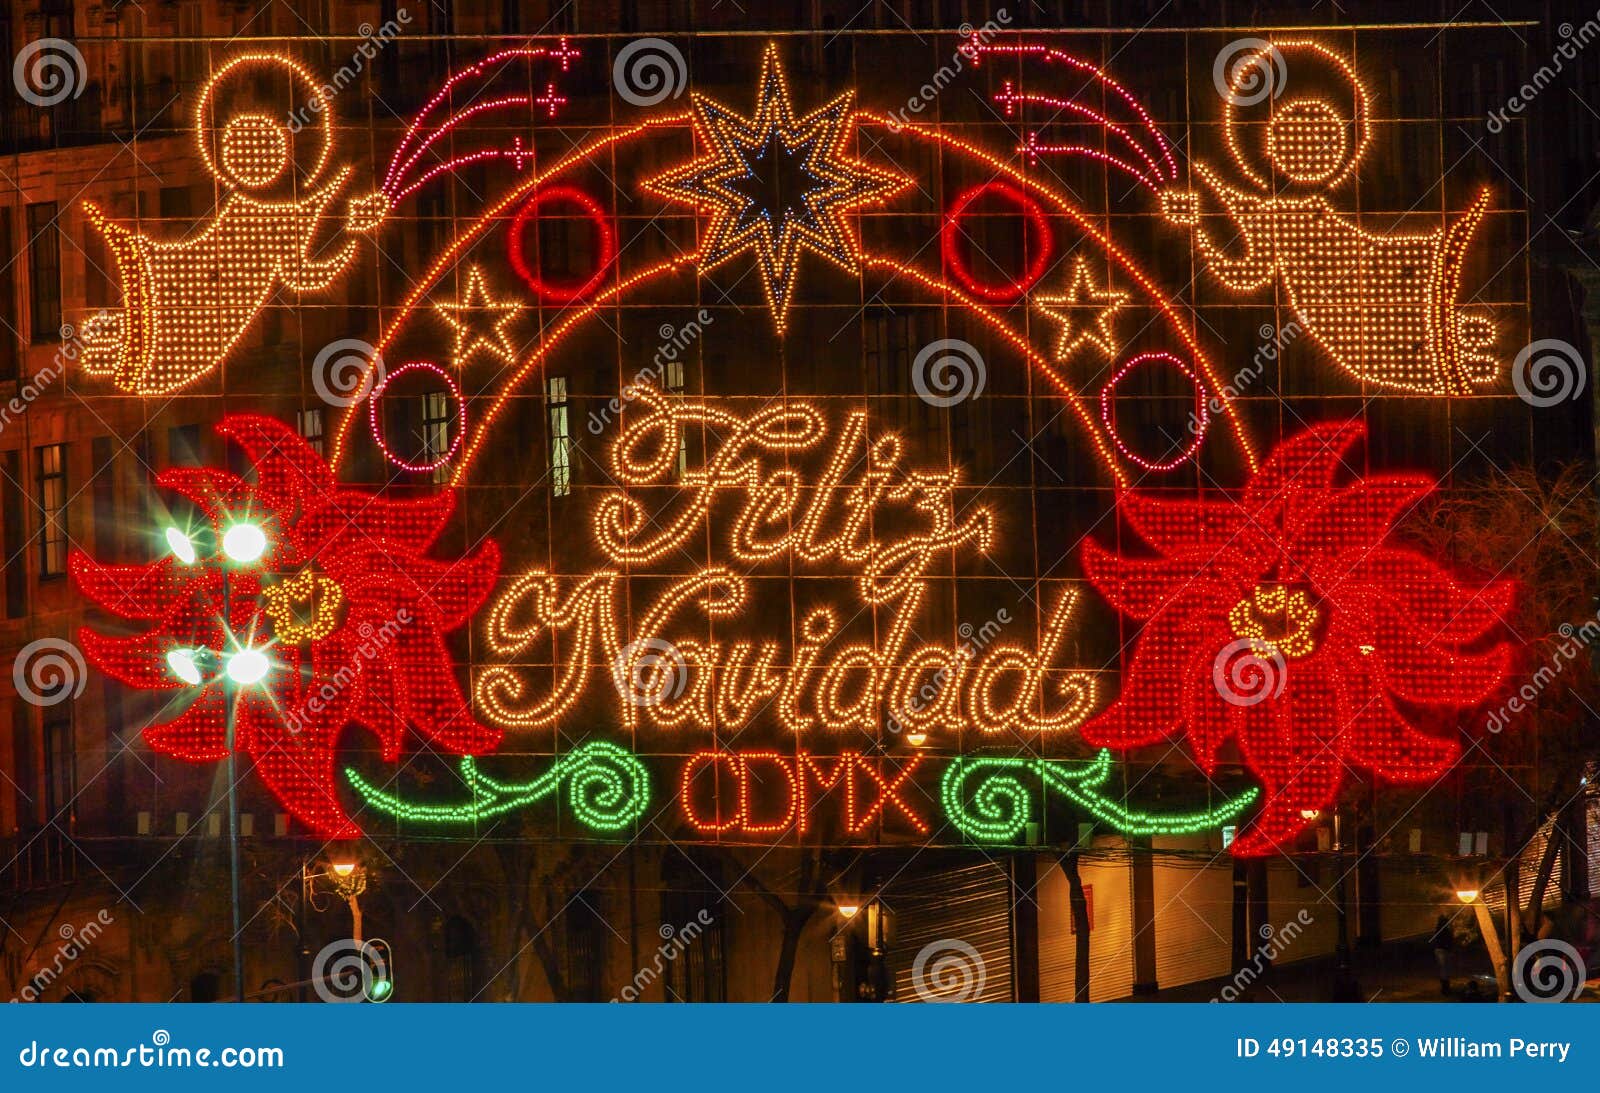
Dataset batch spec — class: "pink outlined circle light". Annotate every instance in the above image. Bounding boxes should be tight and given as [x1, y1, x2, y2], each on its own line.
[368, 361, 467, 473]
[1099, 351, 1210, 472]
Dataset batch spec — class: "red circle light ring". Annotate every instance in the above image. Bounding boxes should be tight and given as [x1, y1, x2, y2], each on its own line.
[940, 181, 1055, 303]
[507, 185, 616, 303]
[1099, 352, 1210, 472]
[369, 361, 467, 473]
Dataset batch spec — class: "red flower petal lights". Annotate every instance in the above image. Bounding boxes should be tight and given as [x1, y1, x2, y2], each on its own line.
[71, 415, 502, 838]
[1081, 421, 1514, 856]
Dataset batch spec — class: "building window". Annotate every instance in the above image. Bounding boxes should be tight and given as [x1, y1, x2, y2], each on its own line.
[664, 357, 688, 477]
[419, 391, 451, 485]
[91, 437, 116, 559]
[564, 890, 604, 1001]
[167, 424, 201, 467]
[547, 376, 572, 497]
[2, 450, 25, 617]
[296, 407, 325, 457]
[443, 916, 481, 1002]
[37, 444, 67, 578]
[26, 203, 60, 343]
[43, 714, 73, 823]
[0, 209, 17, 380]
[662, 853, 727, 1001]
[11, 699, 36, 829]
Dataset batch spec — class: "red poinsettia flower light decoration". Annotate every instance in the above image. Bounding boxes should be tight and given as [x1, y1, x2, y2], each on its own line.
[1081, 421, 1514, 856]
[71, 415, 501, 838]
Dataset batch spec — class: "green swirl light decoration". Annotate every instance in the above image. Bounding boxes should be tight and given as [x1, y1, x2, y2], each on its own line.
[941, 750, 1259, 843]
[346, 740, 650, 833]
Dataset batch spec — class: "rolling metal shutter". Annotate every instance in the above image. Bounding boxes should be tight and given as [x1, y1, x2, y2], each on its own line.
[884, 860, 1014, 1003]
[1151, 836, 1234, 989]
[1038, 843, 1136, 1001]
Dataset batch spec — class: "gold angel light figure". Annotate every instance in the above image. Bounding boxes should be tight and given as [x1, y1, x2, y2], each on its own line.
[1162, 40, 1496, 395]
[79, 54, 388, 395]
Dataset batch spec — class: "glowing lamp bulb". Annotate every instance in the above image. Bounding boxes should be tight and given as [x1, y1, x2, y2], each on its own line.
[905, 731, 928, 747]
[329, 861, 358, 879]
[225, 648, 270, 685]
[1456, 889, 1479, 904]
[221, 522, 268, 563]
[165, 527, 197, 565]
[1299, 809, 1322, 821]
[166, 648, 204, 686]
[836, 903, 860, 919]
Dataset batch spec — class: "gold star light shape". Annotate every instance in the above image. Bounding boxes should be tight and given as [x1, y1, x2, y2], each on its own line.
[1036, 258, 1129, 362]
[642, 42, 909, 333]
[435, 265, 523, 368]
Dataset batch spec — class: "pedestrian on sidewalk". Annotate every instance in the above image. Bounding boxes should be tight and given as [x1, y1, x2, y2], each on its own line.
[1431, 912, 1454, 995]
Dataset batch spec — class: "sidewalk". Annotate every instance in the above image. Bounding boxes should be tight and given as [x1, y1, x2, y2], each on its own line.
[1129, 940, 1511, 1003]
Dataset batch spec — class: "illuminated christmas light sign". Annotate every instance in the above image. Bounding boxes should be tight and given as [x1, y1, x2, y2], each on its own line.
[67, 35, 1527, 856]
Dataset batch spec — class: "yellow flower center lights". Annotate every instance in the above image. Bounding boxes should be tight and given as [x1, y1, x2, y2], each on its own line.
[1228, 584, 1321, 660]
[475, 384, 1097, 740]
[262, 569, 346, 646]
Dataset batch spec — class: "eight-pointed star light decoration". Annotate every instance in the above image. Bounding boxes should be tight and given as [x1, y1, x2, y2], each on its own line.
[643, 42, 909, 332]
[1035, 257, 1129, 362]
[435, 264, 523, 369]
